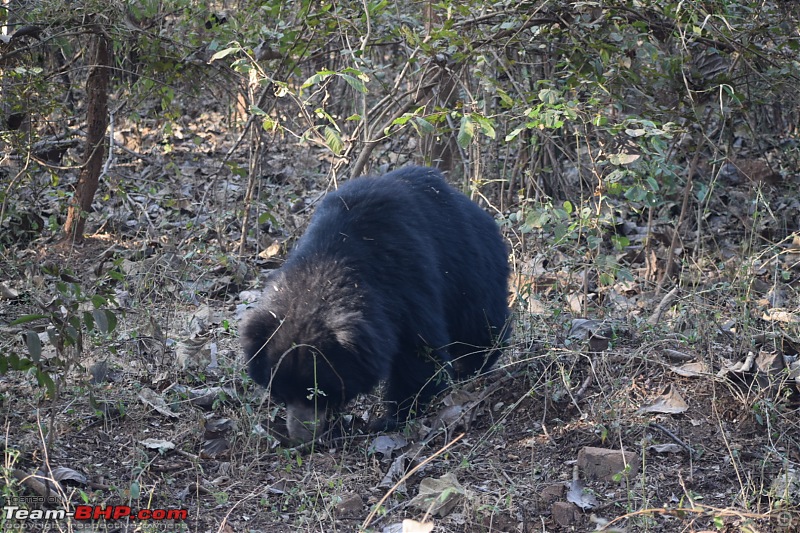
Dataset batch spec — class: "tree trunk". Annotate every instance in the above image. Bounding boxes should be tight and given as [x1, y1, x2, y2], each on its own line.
[62, 32, 110, 243]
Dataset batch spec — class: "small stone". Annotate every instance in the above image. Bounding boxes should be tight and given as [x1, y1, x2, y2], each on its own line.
[577, 446, 639, 481]
[539, 483, 565, 503]
[551, 501, 580, 526]
[333, 492, 363, 516]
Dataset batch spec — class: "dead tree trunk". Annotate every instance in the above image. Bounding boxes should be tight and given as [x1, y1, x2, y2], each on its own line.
[62, 31, 110, 244]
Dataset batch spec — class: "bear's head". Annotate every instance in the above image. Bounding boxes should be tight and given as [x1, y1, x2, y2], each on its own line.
[241, 268, 391, 443]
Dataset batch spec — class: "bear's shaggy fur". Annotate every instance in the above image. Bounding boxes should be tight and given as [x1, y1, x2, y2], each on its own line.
[241, 166, 509, 442]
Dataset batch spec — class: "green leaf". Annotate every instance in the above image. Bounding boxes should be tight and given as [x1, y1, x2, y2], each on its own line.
[496, 88, 514, 108]
[457, 115, 475, 149]
[338, 73, 368, 94]
[10, 314, 48, 326]
[230, 58, 251, 74]
[83, 311, 95, 332]
[542, 109, 564, 129]
[262, 116, 278, 132]
[209, 46, 241, 62]
[92, 310, 109, 334]
[8, 352, 33, 372]
[611, 235, 630, 250]
[473, 114, 496, 139]
[341, 67, 369, 81]
[608, 153, 640, 165]
[45, 327, 59, 346]
[301, 70, 335, 89]
[538, 88, 560, 104]
[323, 126, 344, 155]
[412, 117, 435, 135]
[104, 310, 118, 334]
[37, 370, 56, 398]
[65, 325, 80, 345]
[315, 107, 336, 124]
[25, 330, 42, 363]
[505, 127, 525, 142]
[694, 182, 709, 203]
[258, 211, 277, 226]
[624, 128, 647, 137]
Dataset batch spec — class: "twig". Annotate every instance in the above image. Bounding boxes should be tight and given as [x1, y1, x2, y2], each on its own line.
[601, 502, 777, 531]
[655, 134, 707, 295]
[648, 422, 695, 458]
[11, 469, 55, 500]
[648, 286, 680, 325]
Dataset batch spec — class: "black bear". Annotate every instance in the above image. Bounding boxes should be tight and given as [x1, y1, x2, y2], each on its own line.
[241, 166, 509, 442]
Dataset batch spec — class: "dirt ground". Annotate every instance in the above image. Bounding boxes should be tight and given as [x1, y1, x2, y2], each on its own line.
[1, 107, 799, 533]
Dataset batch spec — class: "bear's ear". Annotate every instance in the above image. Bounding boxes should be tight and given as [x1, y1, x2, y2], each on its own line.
[325, 308, 363, 350]
[241, 307, 280, 359]
[263, 269, 286, 295]
[323, 308, 394, 379]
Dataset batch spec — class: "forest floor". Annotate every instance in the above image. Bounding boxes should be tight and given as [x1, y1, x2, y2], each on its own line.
[1, 104, 799, 533]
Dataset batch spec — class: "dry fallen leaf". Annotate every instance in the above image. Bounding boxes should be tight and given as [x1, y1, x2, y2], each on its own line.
[48, 466, 88, 485]
[408, 472, 465, 517]
[637, 384, 689, 415]
[140, 438, 176, 453]
[378, 453, 410, 490]
[402, 519, 434, 533]
[567, 478, 598, 510]
[258, 241, 281, 259]
[175, 337, 214, 371]
[670, 361, 712, 377]
[137, 387, 180, 418]
[0, 282, 19, 300]
[648, 443, 685, 454]
[381, 519, 434, 533]
[368, 434, 408, 459]
[201, 437, 230, 460]
[762, 309, 800, 324]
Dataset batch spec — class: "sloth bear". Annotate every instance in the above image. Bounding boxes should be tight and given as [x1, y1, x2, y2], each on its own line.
[241, 166, 509, 442]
